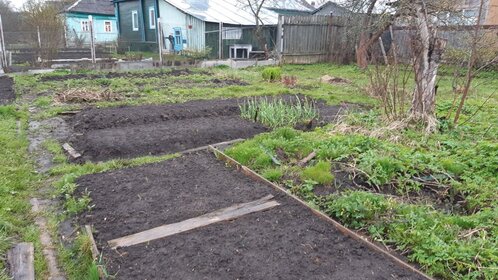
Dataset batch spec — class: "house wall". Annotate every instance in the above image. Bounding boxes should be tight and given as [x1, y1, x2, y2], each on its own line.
[205, 22, 276, 59]
[117, 0, 143, 43]
[65, 13, 118, 46]
[158, 0, 206, 52]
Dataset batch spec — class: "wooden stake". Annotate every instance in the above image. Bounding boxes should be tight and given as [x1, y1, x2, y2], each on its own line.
[62, 143, 82, 159]
[108, 195, 279, 249]
[7, 243, 35, 280]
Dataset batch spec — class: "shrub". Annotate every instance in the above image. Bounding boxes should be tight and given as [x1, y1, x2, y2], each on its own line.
[301, 161, 334, 185]
[262, 67, 282, 82]
[282, 75, 297, 87]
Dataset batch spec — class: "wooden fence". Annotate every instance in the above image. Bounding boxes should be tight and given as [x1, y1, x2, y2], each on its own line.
[276, 15, 498, 65]
[277, 15, 357, 64]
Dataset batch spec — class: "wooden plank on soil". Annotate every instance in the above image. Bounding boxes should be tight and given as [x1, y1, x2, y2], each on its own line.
[208, 145, 435, 280]
[108, 195, 279, 249]
[62, 143, 81, 159]
[7, 243, 35, 280]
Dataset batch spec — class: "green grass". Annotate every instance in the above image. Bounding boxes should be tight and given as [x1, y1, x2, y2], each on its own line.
[224, 64, 498, 279]
[7, 64, 497, 279]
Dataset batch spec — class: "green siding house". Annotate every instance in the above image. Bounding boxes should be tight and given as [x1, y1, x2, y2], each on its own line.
[113, 0, 311, 58]
[64, 0, 118, 47]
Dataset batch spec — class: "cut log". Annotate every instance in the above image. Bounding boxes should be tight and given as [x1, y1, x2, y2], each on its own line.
[108, 195, 279, 249]
[62, 143, 81, 159]
[7, 243, 35, 280]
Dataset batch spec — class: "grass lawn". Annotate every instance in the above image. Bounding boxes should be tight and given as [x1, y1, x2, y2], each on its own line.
[2, 64, 496, 279]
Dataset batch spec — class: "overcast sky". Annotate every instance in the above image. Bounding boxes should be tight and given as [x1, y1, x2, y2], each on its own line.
[10, 0, 27, 9]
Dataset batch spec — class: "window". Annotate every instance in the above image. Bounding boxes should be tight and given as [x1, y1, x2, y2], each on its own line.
[222, 27, 242, 40]
[463, 9, 478, 24]
[104, 21, 112, 33]
[149, 7, 156, 29]
[132, 10, 139, 31]
[81, 20, 89, 32]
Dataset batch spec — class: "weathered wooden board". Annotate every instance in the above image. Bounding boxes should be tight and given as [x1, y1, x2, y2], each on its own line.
[108, 195, 279, 249]
[62, 143, 81, 159]
[7, 243, 35, 280]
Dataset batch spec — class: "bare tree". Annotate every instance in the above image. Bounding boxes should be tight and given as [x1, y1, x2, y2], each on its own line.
[22, 0, 66, 63]
[409, 1, 448, 132]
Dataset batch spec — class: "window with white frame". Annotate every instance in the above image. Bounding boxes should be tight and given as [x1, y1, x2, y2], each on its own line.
[81, 20, 89, 32]
[222, 27, 242, 40]
[132, 10, 139, 31]
[149, 7, 156, 29]
[104, 21, 112, 33]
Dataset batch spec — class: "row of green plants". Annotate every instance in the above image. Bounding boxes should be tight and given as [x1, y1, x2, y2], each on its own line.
[225, 127, 497, 279]
[239, 96, 318, 128]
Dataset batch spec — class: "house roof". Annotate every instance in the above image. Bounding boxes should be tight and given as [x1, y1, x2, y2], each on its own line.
[163, 0, 312, 25]
[66, 0, 115, 16]
[312, 1, 350, 16]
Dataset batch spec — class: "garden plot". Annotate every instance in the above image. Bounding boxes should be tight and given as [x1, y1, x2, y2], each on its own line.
[0, 76, 15, 105]
[75, 151, 426, 280]
[67, 97, 347, 162]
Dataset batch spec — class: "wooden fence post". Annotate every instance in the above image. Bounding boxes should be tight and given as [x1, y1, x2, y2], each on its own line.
[157, 17, 163, 64]
[88, 15, 96, 64]
[0, 14, 7, 69]
[219, 22, 223, 59]
[277, 15, 284, 63]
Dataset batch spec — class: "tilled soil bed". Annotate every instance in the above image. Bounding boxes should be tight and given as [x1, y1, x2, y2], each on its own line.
[68, 97, 347, 162]
[76, 151, 425, 280]
[0, 76, 15, 105]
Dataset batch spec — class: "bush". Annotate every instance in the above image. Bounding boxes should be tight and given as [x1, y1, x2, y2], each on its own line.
[262, 67, 282, 82]
[301, 161, 334, 185]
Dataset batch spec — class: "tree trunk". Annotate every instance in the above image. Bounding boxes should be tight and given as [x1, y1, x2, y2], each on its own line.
[355, 0, 377, 69]
[410, 2, 446, 132]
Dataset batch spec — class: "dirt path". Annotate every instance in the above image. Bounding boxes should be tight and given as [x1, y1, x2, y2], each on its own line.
[0, 76, 15, 105]
[76, 151, 425, 280]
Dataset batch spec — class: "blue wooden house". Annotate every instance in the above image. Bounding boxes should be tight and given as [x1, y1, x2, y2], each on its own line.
[64, 0, 119, 47]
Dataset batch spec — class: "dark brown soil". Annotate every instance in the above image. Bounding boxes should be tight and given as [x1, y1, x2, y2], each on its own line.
[68, 98, 268, 162]
[0, 76, 15, 105]
[68, 97, 347, 162]
[39, 69, 204, 82]
[76, 152, 425, 280]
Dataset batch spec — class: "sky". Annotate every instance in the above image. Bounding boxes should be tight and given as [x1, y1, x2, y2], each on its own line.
[10, 0, 27, 9]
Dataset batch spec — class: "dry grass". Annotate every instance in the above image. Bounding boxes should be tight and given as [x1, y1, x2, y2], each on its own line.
[54, 88, 122, 104]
